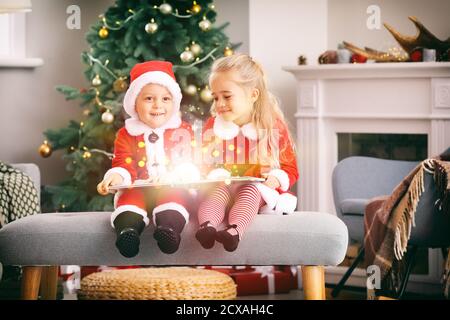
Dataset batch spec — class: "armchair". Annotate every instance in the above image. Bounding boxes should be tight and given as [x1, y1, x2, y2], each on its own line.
[331, 156, 450, 298]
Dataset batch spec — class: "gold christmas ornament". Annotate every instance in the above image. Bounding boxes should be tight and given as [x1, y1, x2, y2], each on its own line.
[101, 110, 114, 124]
[191, 1, 202, 14]
[224, 46, 234, 57]
[190, 42, 202, 56]
[98, 27, 109, 39]
[145, 19, 158, 34]
[200, 86, 213, 103]
[92, 74, 102, 86]
[184, 84, 197, 96]
[113, 77, 128, 92]
[159, 3, 173, 14]
[38, 141, 52, 158]
[199, 17, 212, 32]
[180, 48, 195, 63]
[82, 109, 90, 116]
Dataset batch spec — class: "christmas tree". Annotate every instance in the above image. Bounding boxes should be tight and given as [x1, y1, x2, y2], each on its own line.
[39, 0, 237, 212]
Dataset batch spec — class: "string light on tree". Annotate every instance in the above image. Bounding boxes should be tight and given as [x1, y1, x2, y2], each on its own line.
[159, 3, 173, 14]
[101, 110, 114, 124]
[98, 26, 109, 39]
[38, 140, 52, 158]
[199, 16, 212, 31]
[145, 18, 158, 34]
[82, 151, 92, 159]
[190, 42, 202, 56]
[180, 47, 195, 63]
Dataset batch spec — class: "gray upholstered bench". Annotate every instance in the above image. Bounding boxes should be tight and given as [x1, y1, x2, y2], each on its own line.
[0, 164, 348, 300]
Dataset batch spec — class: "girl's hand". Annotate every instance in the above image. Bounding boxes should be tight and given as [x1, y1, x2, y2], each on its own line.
[263, 175, 281, 190]
[97, 173, 123, 195]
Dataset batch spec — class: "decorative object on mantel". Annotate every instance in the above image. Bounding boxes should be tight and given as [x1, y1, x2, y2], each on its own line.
[318, 50, 337, 64]
[350, 53, 367, 64]
[384, 16, 450, 62]
[298, 55, 307, 65]
[343, 41, 409, 62]
[341, 16, 450, 63]
[337, 43, 352, 64]
[423, 49, 437, 62]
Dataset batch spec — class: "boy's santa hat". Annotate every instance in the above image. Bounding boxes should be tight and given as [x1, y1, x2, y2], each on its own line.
[123, 60, 182, 120]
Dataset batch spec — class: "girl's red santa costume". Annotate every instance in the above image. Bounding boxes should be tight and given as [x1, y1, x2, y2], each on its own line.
[202, 116, 299, 214]
[104, 61, 197, 257]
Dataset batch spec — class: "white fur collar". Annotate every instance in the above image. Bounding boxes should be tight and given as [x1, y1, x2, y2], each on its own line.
[125, 114, 182, 136]
[213, 116, 258, 140]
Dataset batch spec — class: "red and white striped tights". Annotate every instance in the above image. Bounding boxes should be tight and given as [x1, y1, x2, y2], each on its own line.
[198, 183, 265, 239]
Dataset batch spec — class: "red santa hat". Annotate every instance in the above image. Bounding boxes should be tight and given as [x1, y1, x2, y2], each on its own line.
[123, 60, 182, 120]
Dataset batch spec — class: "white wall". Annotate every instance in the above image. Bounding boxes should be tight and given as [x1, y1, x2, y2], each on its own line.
[328, 0, 450, 51]
[249, 0, 328, 128]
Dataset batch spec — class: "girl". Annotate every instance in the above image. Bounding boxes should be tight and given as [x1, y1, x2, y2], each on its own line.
[196, 54, 299, 252]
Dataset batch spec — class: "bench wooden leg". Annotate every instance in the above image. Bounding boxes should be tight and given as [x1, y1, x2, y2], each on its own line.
[21, 266, 42, 300]
[40, 266, 59, 300]
[301, 265, 326, 300]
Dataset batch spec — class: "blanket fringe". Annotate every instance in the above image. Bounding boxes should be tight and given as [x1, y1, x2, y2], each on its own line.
[393, 162, 428, 260]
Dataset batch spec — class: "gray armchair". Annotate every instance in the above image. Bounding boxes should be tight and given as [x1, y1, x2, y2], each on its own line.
[331, 156, 450, 298]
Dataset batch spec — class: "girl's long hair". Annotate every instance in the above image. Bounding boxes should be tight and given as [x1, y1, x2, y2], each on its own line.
[209, 54, 294, 168]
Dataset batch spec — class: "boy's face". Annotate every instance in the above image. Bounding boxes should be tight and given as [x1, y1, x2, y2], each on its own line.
[136, 83, 174, 129]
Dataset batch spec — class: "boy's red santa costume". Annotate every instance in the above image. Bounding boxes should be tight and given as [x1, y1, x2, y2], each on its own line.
[104, 61, 198, 256]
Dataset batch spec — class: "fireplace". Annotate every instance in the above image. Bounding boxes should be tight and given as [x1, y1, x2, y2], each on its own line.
[337, 133, 427, 162]
[284, 62, 450, 294]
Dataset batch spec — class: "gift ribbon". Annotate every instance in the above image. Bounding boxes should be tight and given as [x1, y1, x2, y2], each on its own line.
[254, 266, 275, 294]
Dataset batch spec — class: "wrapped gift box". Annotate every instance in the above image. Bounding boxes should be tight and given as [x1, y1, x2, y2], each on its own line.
[199, 265, 300, 296]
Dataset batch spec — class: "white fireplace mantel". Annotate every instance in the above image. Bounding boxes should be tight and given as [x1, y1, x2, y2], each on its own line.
[284, 62, 450, 292]
[284, 62, 450, 213]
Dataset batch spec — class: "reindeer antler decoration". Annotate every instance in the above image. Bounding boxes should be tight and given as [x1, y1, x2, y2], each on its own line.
[343, 16, 450, 62]
[384, 16, 450, 55]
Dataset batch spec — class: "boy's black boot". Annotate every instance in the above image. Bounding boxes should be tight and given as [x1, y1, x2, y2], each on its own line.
[153, 210, 186, 254]
[113, 211, 145, 258]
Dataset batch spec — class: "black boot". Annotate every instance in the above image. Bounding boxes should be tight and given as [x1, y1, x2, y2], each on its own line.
[216, 224, 240, 252]
[113, 211, 146, 258]
[195, 221, 217, 249]
[153, 210, 186, 254]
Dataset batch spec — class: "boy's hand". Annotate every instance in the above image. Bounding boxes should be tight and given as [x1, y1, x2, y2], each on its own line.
[263, 175, 281, 190]
[97, 173, 123, 195]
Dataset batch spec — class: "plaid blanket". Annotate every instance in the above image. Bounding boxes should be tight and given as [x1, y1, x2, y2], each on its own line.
[0, 161, 40, 228]
[364, 157, 450, 297]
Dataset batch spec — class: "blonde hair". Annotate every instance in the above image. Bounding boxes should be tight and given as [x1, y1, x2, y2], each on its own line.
[209, 53, 294, 167]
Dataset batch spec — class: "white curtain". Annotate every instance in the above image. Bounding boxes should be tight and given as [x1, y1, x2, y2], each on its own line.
[0, 0, 32, 13]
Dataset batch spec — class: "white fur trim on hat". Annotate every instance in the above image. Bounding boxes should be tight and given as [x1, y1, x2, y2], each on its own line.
[213, 116, 258, 141]
[104, 167, 132, 186]
[268, 168, 290, 191]
[111, 205, 150, 228]
[123, 71, 182, 119]
[152, 202, 190, 225]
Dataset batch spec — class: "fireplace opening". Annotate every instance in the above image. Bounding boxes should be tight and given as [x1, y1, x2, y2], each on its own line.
[337, 133, 428, 162]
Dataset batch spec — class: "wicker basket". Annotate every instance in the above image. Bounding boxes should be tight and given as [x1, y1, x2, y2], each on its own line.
[78, 267, 237, 300]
